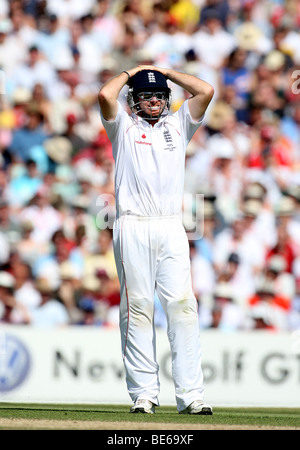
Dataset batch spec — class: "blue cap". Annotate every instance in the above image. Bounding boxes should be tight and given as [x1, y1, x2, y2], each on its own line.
[79, 297, 95, 312]
[129, 70, 169, 93]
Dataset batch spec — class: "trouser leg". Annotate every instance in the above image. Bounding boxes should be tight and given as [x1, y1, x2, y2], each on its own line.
[113, 218, 160, 405]
[155, 220, 204, 411]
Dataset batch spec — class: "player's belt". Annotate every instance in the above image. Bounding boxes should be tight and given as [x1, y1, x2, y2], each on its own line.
[120, 211, 180, 220]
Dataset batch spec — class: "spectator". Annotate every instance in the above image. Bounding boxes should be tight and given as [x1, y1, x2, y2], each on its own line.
[198, 0, 230, 29]
[67, 193, 99, 252]
[193, 9, 236, 70]
[75, 14, 106, 78]
[207, 281, 246, 331]
[0, 197, 22, 245]
[111, 24, 141, 73]
[213, 211, 265, 276]
[10, 258, 42, 323]
[194, 197, 221, 264]
[272, 25, 294, 70]
[270, 2, 300, 42]
[9, 86, 32, 130]
[8, 103, 49, 163]
[207, 133, 242, 223]
[281, 102, 300, 157]
[42, 135, 73, 174]
[219, 47, 252, 122]
[37, 13, 71, 66]
[32, 228, 75, 285]
[11, 44, 57, 97]
[215, 252, 256, 310]
[31, 83, 52, 133]
[0, 18, 25, 77]
[184, 126, 214, 195]
[0, 271, 18, 323]
[18, 188, 63, 244]
[46, 45, 76, 102]
[189, 238, 215, 329]
[68, 224, 89, 276]
[190, 238, 215, 304]
[77, 272, 108, 323]
[246, 118, 295, 190]
[57, 260, 82, 323]
[72, 132, 112, 188]
[7, 158, 43, 209]
[250, 302, 276, 330]
[92, 0, 123, 53]
[9, 1, 39, 48]
[241, 182, 277, 250]
[289, 278, 300, 330]
[28, 277, 70, 327]
[62, 112, 88, 157]
[0, 226, 10, 266]
[233, 16, 272, 57]
[142, 11, 192, 70]
[266, 198, 299, 274]
[83, 228, 119, 308]
[248, 278, 291, 331]
[17, 219, 49, 265]
[76, 296, 103, 326]
[204, 101, 248, 155]
[45, 0, 97, 25]
[263, 254, 296, 301]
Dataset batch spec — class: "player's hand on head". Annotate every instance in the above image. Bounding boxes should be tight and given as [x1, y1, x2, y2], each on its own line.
[138, 65, 167, 77]
[127, 66, 168, 79]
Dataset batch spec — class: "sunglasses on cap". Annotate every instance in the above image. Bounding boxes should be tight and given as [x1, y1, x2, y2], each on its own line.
[137, 92, 167, 100]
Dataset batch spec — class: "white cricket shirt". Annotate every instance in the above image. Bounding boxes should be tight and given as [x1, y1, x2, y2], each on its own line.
[100, 100, 203, 217]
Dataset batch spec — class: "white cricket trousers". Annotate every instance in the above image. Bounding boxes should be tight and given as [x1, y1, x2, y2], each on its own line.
[113, 215, 205, 412]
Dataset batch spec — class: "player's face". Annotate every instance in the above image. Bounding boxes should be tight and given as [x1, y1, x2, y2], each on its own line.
[137, 92, 167, 118]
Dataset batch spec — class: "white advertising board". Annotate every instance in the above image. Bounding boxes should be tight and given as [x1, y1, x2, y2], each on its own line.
[0, 326, 299, 407]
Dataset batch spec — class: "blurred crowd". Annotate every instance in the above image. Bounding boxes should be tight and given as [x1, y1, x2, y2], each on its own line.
[0, 0, 300, 331]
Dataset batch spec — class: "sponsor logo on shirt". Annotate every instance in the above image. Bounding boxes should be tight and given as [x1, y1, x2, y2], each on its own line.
[135, 140, 152, 145]
[135, 133, 152, 146]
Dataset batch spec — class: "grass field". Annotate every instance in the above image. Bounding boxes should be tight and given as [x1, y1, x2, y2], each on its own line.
[0, 403, 299, 430]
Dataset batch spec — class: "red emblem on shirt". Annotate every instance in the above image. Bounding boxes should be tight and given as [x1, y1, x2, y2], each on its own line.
[141, 134, 146, 139]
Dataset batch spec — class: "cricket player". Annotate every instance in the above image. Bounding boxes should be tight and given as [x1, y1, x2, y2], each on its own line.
[98, 65, 214, 414]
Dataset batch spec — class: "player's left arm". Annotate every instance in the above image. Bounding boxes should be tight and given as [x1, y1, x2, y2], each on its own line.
[156, 67, 214, 121]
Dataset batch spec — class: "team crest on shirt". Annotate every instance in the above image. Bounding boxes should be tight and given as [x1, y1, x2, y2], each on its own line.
[163, 130, 176, 151]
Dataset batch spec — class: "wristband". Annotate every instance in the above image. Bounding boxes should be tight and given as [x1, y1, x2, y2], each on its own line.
[122, 70, 130, 82]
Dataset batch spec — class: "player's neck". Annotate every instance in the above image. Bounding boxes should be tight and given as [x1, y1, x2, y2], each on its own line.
[148, 120, 158, 127]
[137, 112, 159, 126]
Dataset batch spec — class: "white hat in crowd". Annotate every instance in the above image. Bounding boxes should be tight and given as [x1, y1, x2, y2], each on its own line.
[0, 271, 15, 288]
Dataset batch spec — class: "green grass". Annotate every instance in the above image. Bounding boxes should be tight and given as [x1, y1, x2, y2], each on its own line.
[0, 403, 300, 429]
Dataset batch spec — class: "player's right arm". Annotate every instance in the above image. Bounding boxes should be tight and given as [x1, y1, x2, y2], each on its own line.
[98, 66, 143, 121]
